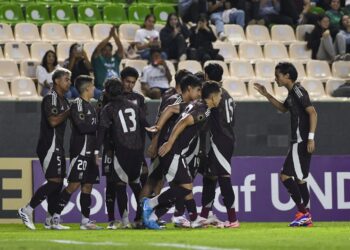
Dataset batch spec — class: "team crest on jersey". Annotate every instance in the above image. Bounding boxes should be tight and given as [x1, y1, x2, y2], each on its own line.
[79, 113, 85, 120]
[51, 107, 58, 114]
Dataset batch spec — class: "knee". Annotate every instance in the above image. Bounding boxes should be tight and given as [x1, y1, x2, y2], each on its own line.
[280, 173, 291, 182]
[81, 184, 93, 194]
[66, 183, 80, 194]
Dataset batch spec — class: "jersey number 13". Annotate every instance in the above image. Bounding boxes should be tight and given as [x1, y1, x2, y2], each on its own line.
[118, 108, 137, 133]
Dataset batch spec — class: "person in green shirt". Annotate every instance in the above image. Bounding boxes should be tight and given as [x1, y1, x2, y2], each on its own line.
[92, 27, 124, 90]
[325, 0, 344, 34]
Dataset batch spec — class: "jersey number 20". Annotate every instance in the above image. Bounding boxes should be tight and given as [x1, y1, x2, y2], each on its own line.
[118, 108, 137, 133]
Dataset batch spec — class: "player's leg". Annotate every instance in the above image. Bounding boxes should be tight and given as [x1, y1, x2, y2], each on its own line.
[129, 180, 142, 225]
[218, 175, 239, 228]
[200, 175, 217, 219]
[105, 180, 117, 228]
[115, 182, 130, 228]
[140, 159, 148, 188]
[46, 181, 63, 229]
[79, 184, 103, 230]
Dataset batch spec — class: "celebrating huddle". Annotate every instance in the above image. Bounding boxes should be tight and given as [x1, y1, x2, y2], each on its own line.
[18, 61, 317, 230]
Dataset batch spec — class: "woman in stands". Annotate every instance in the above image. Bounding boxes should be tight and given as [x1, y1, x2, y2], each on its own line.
[335, 15, 350, 55]
[134, 14, 167, 60]
[160, 13, 190, 62]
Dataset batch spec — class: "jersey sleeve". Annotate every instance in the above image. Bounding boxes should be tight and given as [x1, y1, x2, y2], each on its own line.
[296, 88, 312, 109]
[70, 101, 97, 134]
[43, 94, 59, 119]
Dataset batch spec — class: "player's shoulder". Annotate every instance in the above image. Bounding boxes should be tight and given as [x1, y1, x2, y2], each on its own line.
[43, 90, 58, 105]
[292, 83, 308, 98]
[167, 93, 182, 104]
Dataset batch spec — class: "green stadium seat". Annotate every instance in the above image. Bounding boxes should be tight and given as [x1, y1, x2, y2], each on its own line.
[0, 4, 25, 25]
[36, 0, 60, 6]
[77, 4, 103, 25]
[12, 0, 35, 7]
[87, 0, 112, 7]
[161, 0, 177, 6]
[128, 5, 151, 25]
[52, 4, 76, 26]
[103, 4, 128, 26]
[153, 5, 175, 24]
[111, 0, 126, 6]
[26, 4, 51, 26]
[137, 0, 158, 7]
[62, 0, 86, 6]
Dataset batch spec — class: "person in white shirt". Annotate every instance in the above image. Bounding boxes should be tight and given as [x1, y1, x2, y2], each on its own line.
[135, 14, 167, 60]
[141, 48, 171, 99]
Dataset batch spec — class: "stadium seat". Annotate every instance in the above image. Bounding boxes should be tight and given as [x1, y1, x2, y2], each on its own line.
[41, 23, 68, 43]
[270, 25, 296, 45]
[296, 24, 315, 41]
[77, 4, 103, 25]
[125, 59, 148, 76]
[264, 42, 289, 61]
[87, 0, 113, 7]
[4, 42, 31, 62]
[306, 60, 332, 81]
[286, 60, 307, 81]
[0, 47, 3, 59]
[14, 23, 41, 43]
[25, 4, 51, 26]
[57, 41, 74, 63]
[239, 42, 264, 63]
[93, 23, 113, 41]
[222, 78, 248, 99]
[224, 24, 246, 45]
[0, 60, 20, 81]
[246, 25, 271, 45]
[213, 42, 239, 62]
[128, 5, 151, 25]
[161, 0, 177, 6]
[301, 79, 326, 99]
[62, 0, 86, 6]
[119, 23, 140, 42]
[153, 5, 176, 25]
[67, 23, 93, 42]
[20, 60, 39, 79]
[30, 42, 55, 62]
[103, 4, 128, 26]
[83, 41, 99, 59]
[0, 23, 15, 43]
[204, 60, 230, 78]
[289, 42, 312, 63]
[36, 0, 58, 5]
[0, 4, 25, 25]
[332, 61, 350, 80]
[11, 77, 40, 100]
[255, 59, 275, 81]
[178, 60, 202, 74]
[0, 77, 13, 100]
[325, 79, 346, 96]
[165, 60, 176, 76]
[154, 23, 164, 33]
[14, 0, 34, 7]
[52, 4, 77, 26]
[138, 0, 158, 6]
[248, 79, 274, 99]
[229, 60, 255, 81]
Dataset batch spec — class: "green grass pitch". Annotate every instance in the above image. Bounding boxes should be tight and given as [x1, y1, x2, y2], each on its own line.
[0, 222, 349, 250]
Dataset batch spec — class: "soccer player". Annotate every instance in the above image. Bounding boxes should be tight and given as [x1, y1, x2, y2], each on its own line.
[19, 68, 71, 230]
[143, 81, 222, 230]
[96, 78, 147, 228]
[254, 62, 317, 227]
[50, 75, 102, 230]
[198, 63, 239, 228]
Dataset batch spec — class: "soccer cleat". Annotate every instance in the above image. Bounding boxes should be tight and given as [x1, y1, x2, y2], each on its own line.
[289, 212, 312, 227]
[133, 220, 145, 229]
[223, 220, 240, 228]
[206, 213, 223, 226]
[18, 207, 36, 230]
[80, 220, 103, 230]
[107, 221, 120, 230]
[172, 215, 191, 228]
[145, 219, 162, 230]
[51, 215, 70, 230]
[122, 217, 132, 229]
[190, 216, 207, 228]
[142, 198, 153, 225]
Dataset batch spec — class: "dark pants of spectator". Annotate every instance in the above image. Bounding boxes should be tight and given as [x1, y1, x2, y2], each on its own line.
[187, 48, 224, 64]
[164, 35, 187, 60]
[264, 14, 294, 26]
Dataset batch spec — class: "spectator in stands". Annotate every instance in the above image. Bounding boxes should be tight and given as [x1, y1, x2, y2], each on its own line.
[245, 0, 266, 25]
[179, 0, 207, 23]
[332, 80, 350, 96]
[92, 26, 123, 91]
[336, 15, 350, 55]
[188, 14, 224, 64]
[258, 0, 294, 26]
[135, 14, 166, 60]
[160, 13, 190, 62]
[306, 14, 337, 60]
[299, 0, 320, 25]
[36, 50, 62, 96]
[326, 0, 344, 34]
[63, 43, 101, 99]
[141, 48, 171, 99]
[207, 0, 245, 40]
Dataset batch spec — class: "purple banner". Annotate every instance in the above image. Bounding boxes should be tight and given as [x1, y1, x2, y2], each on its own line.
[33, 156, 350, 223]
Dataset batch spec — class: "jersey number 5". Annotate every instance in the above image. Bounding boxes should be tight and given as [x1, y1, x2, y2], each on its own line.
[225, 98, 234, 123]
[118, 108, 137, 133]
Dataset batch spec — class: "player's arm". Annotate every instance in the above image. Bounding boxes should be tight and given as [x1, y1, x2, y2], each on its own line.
[48, 110, 70, 127]
[70, 103, 97, 134]
[92, 28, 113, 59]
[254, 83, 288, 113]
[147, 103, 181, 133]
[305, 106, 317, 154]
[95, 106, 112, 157]
[158, 114, 194, 157]
[44, 95, 70, 127]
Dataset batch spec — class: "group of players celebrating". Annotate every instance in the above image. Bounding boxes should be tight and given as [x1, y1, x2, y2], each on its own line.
[18, 60, 317, 230]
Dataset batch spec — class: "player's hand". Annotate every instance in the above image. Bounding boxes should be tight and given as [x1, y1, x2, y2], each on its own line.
[307, 139, 315, 154]
[147, 142, 158, 158]
[158, 141, 173, 157]
[254, 83, 268, 97]
[145, 125, 160, 133]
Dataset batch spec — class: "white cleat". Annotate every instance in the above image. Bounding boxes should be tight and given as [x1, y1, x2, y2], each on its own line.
[44, 214, 52, 229]
[106, 221, 119, 230]
[122, 217, 132, 229]
[18, 208, 36, 230]
[206, 213, 223, 226]
[51, 215, 70, 230]
[80, 220, 103, 230]
[190, 216, 207, 228]
[172, 215, 191, 228]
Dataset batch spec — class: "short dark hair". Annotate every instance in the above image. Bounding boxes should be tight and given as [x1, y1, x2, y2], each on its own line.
[103, 42, 113, 50]
[175, 69, 191, 86]
[74, 75, 94, 94]
[194, 71, 205, 82]
[275, 62, 298, 82]
[201, 81, 221, 99]
[104, 77, 123, 97]
[150, 47, 162, 57]
[204, 63, 223, 82]
[180, 74, 202, 92]
[198, 13, 208, 22]
[120, 66, 139, 80]
[52, 68, 71, 84]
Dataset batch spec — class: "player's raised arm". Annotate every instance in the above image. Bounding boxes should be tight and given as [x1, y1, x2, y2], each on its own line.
[254, 83, 288, 113]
